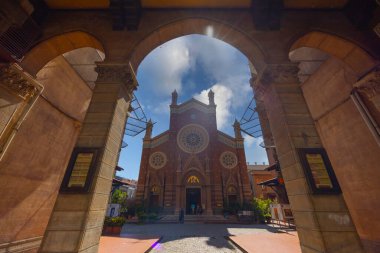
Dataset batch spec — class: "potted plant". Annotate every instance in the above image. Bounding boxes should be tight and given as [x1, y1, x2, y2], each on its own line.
[103, 216, 126, 235]
[252, 198, 273, 224]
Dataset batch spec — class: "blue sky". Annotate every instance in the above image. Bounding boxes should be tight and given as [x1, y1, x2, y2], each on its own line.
[117, 34, 268, 180]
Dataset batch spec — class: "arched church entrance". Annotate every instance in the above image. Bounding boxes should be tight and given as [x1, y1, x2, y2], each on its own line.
[149, 185, 160, 209]
[226, 185, 238, 206]
[184, 173, 204, 215]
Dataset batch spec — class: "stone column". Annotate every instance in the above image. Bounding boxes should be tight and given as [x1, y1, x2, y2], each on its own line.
[254, 63, 364, 253]
[39, 63, 137, 253]
[354, 67, 380, 112]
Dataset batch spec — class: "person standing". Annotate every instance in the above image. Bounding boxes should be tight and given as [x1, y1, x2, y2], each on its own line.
[196, 204, 201, 215]
[179, 208, 184, 224]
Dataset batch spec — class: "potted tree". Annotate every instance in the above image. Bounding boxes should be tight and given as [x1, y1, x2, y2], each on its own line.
[252, 198, 273, 224]
[103, 189, 128, 235]
[103, 216, 126, 235]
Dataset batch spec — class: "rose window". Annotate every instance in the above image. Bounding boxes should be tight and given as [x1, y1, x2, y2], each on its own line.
[220, 151, 238, 169]
[177, 124, 209, 153]
[149, 152, 167, 169]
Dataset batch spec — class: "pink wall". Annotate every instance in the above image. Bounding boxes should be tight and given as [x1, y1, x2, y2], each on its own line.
[301, 57, 380, 252]
[0, 57, 92, 248]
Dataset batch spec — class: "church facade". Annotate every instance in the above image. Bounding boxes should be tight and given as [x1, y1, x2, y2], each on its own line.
[135, 90, 252, 215]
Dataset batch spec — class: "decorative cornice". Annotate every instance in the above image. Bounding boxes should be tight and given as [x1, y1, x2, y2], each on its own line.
[95, 63, 138, 92]
[252, 63, 299, 100]
[354, 67, 380, 100]
[260, 64, 299, 85]
[0, 236, 42, 253]
[0, 64, 42, 100]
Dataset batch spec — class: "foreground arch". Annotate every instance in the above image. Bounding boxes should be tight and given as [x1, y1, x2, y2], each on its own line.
[289, 31, 380, 252]
[129, 17, 266, 73]
[21, 31, 104, 76]
[290, 31, 378, 76]
[0, 31, 106, 252]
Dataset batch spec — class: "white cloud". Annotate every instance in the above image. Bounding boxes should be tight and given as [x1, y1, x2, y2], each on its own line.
[138, 38, 191, 95]
[243, 134, 263, 148]
[243, 135, 268, 164]
[194, 84, 233, 129]
[244, 134, 255, 148]
[187, 35, 252, 111]
[152, 100, 171, 114]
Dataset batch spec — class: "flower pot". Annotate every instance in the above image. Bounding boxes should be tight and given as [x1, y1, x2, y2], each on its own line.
[103, 226, 113, 235]
[112, 226, 122, 234]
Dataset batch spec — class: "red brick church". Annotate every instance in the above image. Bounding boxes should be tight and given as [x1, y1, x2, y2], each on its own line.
[135, 90, 252, 215]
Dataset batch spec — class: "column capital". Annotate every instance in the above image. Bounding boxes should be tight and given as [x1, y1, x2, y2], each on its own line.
[260, 63, 299, 85]
[354, 67, 380, 100]
[252, 63, 299, 100]
[95, 63, 138, 92]
[0, 64, 42, 100]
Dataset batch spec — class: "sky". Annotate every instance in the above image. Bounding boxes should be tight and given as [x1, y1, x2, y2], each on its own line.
[117, 34, 268, 180]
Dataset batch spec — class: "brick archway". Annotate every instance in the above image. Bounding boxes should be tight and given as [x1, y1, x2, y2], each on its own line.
[289, 31, 380, 253]
[290, 31, 378, 77]
[129, 17, 267, 73]
[0, 30, 107, 253]
[20, 31, 105, 76]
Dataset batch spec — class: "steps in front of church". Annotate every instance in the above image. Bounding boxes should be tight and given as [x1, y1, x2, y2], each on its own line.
[157, 215, 239, 224]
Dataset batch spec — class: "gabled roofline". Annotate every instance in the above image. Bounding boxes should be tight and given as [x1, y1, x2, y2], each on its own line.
[175, 98, 210, 108]
[170, 97, 216, 114]
[151, 130, 169, 140]
[217, 130, 236, 141]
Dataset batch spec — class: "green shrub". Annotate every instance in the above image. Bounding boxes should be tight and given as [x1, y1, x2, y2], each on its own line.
[252, 198, 273, 223]
[137, 211, 147, 222]
[104, 216, 126, 227]
[147, 213, 158, 220]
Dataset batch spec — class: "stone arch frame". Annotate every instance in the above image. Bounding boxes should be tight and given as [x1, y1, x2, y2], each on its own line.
[128, 17, 267, 74]
[0, 30, 107, 253]
[288, 31, 380, 253]
[3, 8, 380, 252]
[20, 30, 105, 76]
[289, 31, 378, 77]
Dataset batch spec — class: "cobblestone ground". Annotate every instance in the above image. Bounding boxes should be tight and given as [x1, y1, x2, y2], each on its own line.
[121, 223, 279, 253]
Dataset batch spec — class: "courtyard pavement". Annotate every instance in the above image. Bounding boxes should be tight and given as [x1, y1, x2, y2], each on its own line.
[102, 223, 301, 253]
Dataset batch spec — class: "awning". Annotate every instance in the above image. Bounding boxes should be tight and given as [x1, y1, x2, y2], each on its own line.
[265, 163, 280, 171]
[115, 165, 124, 171]
[257, 177, 279, 186]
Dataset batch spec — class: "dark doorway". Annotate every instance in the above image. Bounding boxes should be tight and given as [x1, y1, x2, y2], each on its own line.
[228, 194, 238, 205]
[186, 188, 201, 214]
[149, 194, 159, 209]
